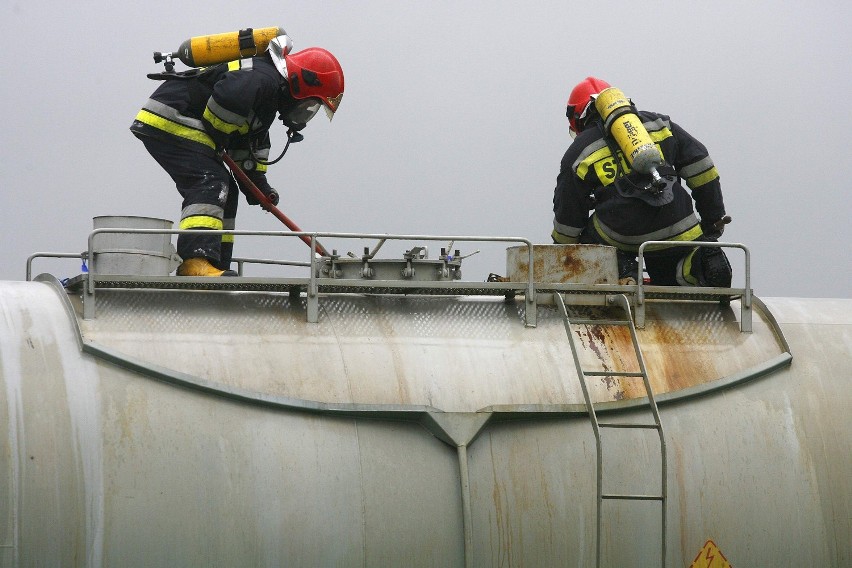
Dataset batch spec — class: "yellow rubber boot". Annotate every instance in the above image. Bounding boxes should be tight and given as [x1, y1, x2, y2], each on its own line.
[176, 257, 237, 277]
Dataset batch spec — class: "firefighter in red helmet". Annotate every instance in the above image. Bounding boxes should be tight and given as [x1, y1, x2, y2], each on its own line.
[566, 76, 611, 136]
[131, 34, 344, 276]
[553, 77, 732, 287]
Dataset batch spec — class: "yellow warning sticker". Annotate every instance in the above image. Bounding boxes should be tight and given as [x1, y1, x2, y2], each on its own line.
[689, 540, 732, 568]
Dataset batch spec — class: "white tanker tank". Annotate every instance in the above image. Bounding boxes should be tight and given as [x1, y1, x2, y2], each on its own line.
[2, 222, 850, 567]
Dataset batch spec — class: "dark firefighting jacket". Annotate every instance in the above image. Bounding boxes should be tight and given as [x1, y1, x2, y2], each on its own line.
[552, 111, 726, 252]
[130, 57, 285, 193]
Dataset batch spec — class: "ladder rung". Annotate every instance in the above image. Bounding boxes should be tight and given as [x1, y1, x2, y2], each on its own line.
[598, 422, 660, 430]
[570, 318, 631, 326]
[584, 371, 645, 377]
[602, 494, 665, 501]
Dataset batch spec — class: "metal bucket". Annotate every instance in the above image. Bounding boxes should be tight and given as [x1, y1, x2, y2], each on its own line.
[506, 244, 618, 284]
[91, 216, 180, 276]
[506, 244, 619, 305]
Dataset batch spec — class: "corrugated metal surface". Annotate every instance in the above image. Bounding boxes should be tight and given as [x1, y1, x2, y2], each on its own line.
[1, 279, 849, 567]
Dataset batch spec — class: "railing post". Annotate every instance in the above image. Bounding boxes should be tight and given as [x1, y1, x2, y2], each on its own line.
[307, 235, 319, 323]
[524, 240, 537, 328]
[635, 247, 647, 329]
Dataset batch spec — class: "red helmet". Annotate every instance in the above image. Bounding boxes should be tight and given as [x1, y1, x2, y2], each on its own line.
[284, 47, 345, 119]
[566, 76, 611, 134]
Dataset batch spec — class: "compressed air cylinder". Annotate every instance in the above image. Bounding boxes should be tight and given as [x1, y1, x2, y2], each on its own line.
[594, 87, 663, 175]
[176, 27, 286, 67]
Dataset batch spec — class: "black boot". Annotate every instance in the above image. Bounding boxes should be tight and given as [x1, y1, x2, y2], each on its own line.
[617, 251, 640, 284]
[700, 247, 732, 287]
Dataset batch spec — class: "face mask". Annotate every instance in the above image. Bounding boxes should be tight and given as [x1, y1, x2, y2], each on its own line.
[279, 98, 321, 131]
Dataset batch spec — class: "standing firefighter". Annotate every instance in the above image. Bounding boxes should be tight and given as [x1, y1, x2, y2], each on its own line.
[131, 32, 344, 276]
[552, 77, 731, 286]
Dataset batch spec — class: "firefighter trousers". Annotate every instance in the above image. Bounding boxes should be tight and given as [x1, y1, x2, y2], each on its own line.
[580, 217, 731, 286]
[139, 137, 238, 270]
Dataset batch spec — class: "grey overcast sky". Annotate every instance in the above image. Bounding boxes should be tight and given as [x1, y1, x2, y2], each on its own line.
[1, 0, 849, 298]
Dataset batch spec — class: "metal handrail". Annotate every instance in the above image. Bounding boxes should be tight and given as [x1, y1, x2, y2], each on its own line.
[231, 256, 311, 276]
[26, 252, 86, 282]
[637, 240, 750, 305]
[68, 227, 537, 323]
[30, 230, 754, 332]
[637, 240, 752, 332]
[81, 227, 535, 296]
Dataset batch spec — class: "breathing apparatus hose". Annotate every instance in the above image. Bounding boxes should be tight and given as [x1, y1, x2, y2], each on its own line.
[219, 152, 329, 256]
[258, 129, 303, 166]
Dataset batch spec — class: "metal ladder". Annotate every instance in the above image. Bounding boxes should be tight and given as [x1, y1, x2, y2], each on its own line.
[554, 293, 667, 568]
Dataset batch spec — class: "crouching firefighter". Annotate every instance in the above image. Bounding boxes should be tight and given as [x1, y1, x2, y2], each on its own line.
[130, 31, 344, 276]
[551, 77, 732, 287]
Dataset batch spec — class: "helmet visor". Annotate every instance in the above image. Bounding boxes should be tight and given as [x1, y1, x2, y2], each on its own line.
[281, 98, 321, 130]
[567, 99, 594, 135]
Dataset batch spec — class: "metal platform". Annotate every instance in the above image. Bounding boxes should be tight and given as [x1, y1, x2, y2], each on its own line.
[32, 229, 752, 329]
[60, 273, 746, 330]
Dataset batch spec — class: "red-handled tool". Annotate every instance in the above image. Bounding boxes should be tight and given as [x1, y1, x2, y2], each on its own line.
[220, 152, 329, 256]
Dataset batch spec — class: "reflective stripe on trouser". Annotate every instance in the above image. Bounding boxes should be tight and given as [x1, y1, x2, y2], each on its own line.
[218, 218, 236, 271]
[581, 213, 705, 286]
[677, 246, 732, 287]
[676, 248, 701, 286]
[139, 136, 239, 265]
[591, 213, 702, 252]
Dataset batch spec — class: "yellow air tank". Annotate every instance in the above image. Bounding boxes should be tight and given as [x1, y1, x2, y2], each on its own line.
[594, 87, 663, 177]
[155, 26, 286, 69]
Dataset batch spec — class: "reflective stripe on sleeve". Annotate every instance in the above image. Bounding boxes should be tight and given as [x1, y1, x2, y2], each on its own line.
[685, 166, 719, 189]
[204, 98, 250, 136]
[553, 219, 583, 238]
[644, 118, 673, 141]
[552, 218, 582, 243]
[680, 156, 719, 189]
[227, 59, 253, 71]
[679, 156, 714, 179]
[552, 230, 579, 244]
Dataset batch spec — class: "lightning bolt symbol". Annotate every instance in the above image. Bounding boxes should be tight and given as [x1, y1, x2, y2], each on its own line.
[704, 546, 716, 565]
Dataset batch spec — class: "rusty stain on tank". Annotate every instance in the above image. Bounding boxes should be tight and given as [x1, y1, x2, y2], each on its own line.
[563, 303, 742, 402]
[562, 253, 583, 277]
[569, 307, 642, 401]
[573, 327, 622, 397]
[506, 244, 618, 284]
[561, 253, 611, 284]
[639, 312, 731, 394]
[507, 246, 766, 405]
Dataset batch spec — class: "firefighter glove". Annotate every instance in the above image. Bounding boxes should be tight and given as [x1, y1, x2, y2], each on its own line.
[264, 188, 280, 206]
[701, 215, 731, 238]
[244, 191, 261, 206]
[245, 188, 279, 206]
